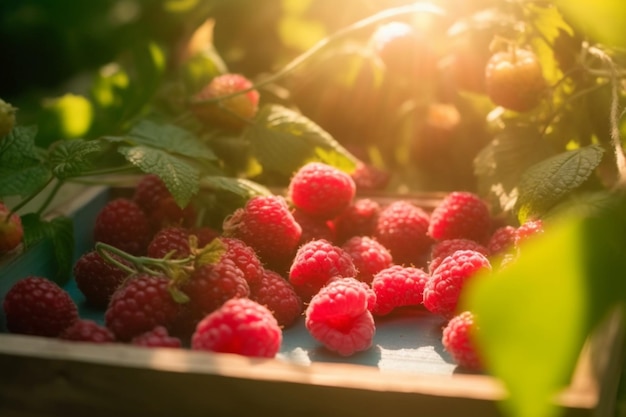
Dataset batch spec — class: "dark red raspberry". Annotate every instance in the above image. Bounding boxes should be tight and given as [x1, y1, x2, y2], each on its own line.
[105, 273, 182, 341]
[371, 265, 429, 316]
[222, 195, 302, 269]
[332, 198, 381, 244]
[442, 311, 482, 371]
[73, 250, 129, 308]
[292, 208, 336, 245]
[191, 226, 220, 247]
[182, 257, 250, 318]
[133, 174, 196, 231]
[428, 192, 492, 245]
[220, 237, 264, 286]
[93, 198, 151, 256]
[59, 319, 116, 343]
[288, 239, 357, 302]
[131, 326, 182, 348]
[349, 162, 390, 191]
[3, 276, 79, 337]
[288, 162, 356, 220]
[305, 277, 376, 356]
[423, 250, 491, 317]
[0, 201, 23, 254]
[147, 226, 191, 259]
[341, 236, 393, 284]
[515, 219, 544, 247]
[191, 297, 282, 358]
[428, 238, 490, 273]
[250, 268, 303, 328]
[374, 200, 432, 266]
[487, 225, 517, 257]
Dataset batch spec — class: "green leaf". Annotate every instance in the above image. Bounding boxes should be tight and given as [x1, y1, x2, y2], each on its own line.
[0, 126, 52, 198]
[463, 192, 626, 417]
[21, 214, 74, 285]
[474, 125, 555, 214]
[195, 237, 227, 268]
[516, 145, 605, 223]
[199, 175, 272, 199]
[245, 104, 358, 176]
[554, 0, 626, 49]
[47, 139, 106, 179]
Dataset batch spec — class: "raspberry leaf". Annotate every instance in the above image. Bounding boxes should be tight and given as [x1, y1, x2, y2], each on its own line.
[195, 237, 226, 268]
[0, 126, 52, 199]
[47, 139, 106, 180]
[199, 175, 271, 199]
[516, 145, 605, 223]
[245, 104, 358, 176]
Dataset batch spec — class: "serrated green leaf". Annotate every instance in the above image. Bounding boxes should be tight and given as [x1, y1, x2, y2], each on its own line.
[199, 175, 272, 199]
[246, 104, 358, 176]
[0, 126, 52, 198]
[474, 125, 555, 213]
[195, 237, 226, 268]
[516, 145, 605, 223]
[48, 139, 105, 179]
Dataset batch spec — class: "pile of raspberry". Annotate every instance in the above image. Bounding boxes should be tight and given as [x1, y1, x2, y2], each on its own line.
[2, 165, 545, 370]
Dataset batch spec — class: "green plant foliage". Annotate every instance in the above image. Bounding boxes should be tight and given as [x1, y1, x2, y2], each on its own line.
[554, 0, 626, 49]
[47, 139, 105, 180]
[199, 175, 272, 199]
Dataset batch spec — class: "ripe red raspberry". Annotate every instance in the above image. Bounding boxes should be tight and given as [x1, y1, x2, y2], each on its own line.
[515, 219, 544, 247]
[0, 201, 23, 254]
[93, 198, 151, 256]
[73, 250, 128, 308]
[220, 237, 264, 286]
[423, 250, 491, 317]
[374, 200, 432, 266]
[182, 257, 250, 319]
[147, 226, 191, 259]
[442, 311, 482, 370]
[3, 276, 79, 337]
[292, 208, 336, 245]
[487, 225, 517, 256]
[59, 319, 116, 343]
[305, 277, 376, 356]
[371, 265, 429, 316]
[288, 239, 357, 302]
[341, 236, 393, 284]
[288, 162, 356, 220]
[105, 273, 182, 341]
[250, 268, 303, 328]
[333, 198, 381, 244]
[350, 162, 390, 191]
[222, 195, 302, 269]
[191, 226, 220, 247]
[428, 192, 492, 245]
[428, 238, 490, 273]
[191, 297, 282, 358]
[131, 326, 182, 348]
[133, 174, 196, 232]
[191, 73, 260, 130]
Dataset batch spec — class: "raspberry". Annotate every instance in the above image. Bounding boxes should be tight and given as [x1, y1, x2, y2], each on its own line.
[350, 162, 390, 191]
[191, 226, 220, 247]
[515, 219, 544, 247]
[374, 200, 432, 266]
[288, 162, 356, 220]
[371, 265, 429, 316]
[73, 250, 128, 308]
[442, 311, 482, 370]
[147, 226, 191, 259]
[288, 239, 357, 301]
[191, 297, 282, 358]
[105, 273, 182, 341]
[423, 250, 491, 317]
[133, 174, 196, 232]
[191, 73, 260, 130]
[428, 238, 490, 273]
[487, 225, 517, 257]
[222, 195, 302, 269]
[305, 277, 376, 356]
[182, 257, 250, 318]
[292, 208, 336, 245]
[333, 198, 381, 244]
[0, 201, 23, 254]
[0, 98, 16, 138]
[341, 236, 393, 284]
[220, 237, 264, 286]
[93, 198, 151, 256]
[250, 268, 303, 328]
[428, 192, 492, 245]
[59, 319, 116, 343]
[3, 276, 79, 337]
[131, 326, 182, 348]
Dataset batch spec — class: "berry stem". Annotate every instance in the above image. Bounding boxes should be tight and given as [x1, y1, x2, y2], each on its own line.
[95, 241, 195, 277]
[190, 2, 445, 106]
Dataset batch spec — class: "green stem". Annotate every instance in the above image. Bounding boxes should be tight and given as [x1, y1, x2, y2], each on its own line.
[35, 179, 65, 217]
[95, 241, 194, 276]
[8, 176, 55, 218]
[190, 2, 445, 105]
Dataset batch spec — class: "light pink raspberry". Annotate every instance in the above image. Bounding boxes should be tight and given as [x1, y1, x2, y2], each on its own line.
[371, 265, 429, 316]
